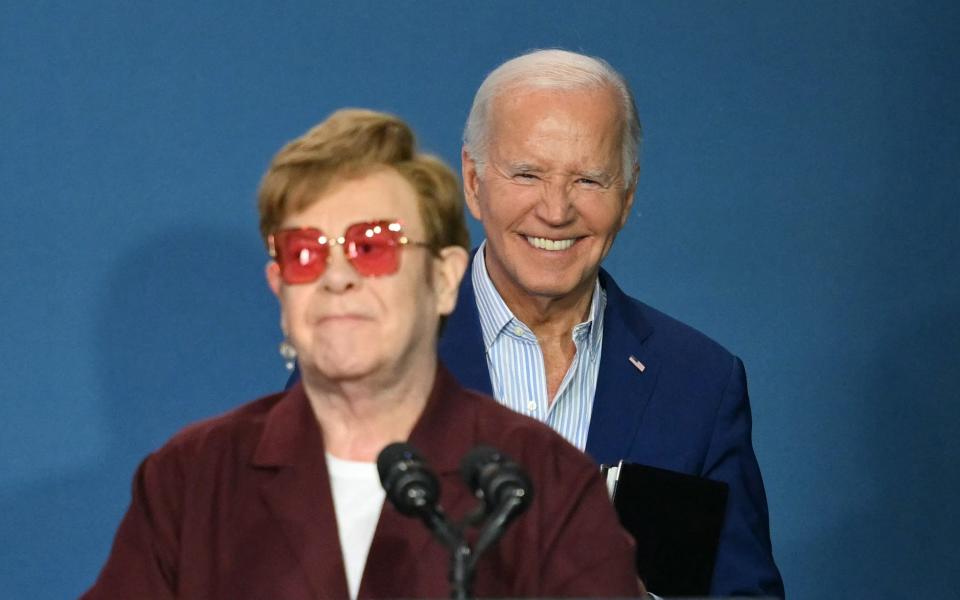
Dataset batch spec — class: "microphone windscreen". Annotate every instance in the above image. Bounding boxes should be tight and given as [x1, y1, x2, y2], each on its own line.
[460, 445, 502, 495]
[377, 442, 420, 484]
[460, 445, 533, 511]
[377, 442, 440, 517]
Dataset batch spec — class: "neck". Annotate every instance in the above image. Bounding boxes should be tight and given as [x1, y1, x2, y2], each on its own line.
[493, 272, 597, 341]
[513, 289, 593, 339]
[494, 274, 596, 404]
[301, 355, 437, 462]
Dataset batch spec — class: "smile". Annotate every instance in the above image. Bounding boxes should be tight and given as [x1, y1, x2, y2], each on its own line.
[315, 314, 370, 323]
[525, 236, 576, 251]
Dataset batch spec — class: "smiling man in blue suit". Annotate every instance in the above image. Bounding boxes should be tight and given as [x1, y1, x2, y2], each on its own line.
[287, 49, 783, 597]
[445, 49, 784, 597]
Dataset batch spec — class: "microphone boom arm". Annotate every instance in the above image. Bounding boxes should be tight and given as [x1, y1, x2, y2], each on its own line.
[467, 493, 525, 571]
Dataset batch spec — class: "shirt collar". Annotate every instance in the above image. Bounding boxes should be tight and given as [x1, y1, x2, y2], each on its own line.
[471, 241, 606, 351]
[582, 281, 606, 354]
[472, 241, 516, 349]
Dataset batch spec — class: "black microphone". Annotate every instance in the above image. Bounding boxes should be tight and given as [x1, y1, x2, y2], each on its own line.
[377, 442, 462, 550]
[377, 442, 441, 518]
[378, 442, 473, 600]
[461, 446, 534, 563]
[461, 445, 533, 521]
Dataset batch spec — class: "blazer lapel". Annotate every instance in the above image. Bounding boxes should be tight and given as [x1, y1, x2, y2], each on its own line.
[253, 384, 350, 600]
[442, 256, 661, 465]
[359, 367, 479, 599]
[438, 252, 493, 396]
[585, 270, 661, 465]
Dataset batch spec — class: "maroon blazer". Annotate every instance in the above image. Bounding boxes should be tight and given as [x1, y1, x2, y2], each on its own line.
[83, 366, 642, 599]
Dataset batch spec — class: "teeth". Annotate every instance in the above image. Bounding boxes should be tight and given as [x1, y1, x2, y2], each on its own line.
[525, 236, 575, 251]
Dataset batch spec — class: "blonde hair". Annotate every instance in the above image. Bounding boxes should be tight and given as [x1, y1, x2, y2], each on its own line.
[258, 109, 470, 254]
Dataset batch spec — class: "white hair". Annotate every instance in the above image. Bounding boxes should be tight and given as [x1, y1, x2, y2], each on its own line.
[463, 49, 642, 183]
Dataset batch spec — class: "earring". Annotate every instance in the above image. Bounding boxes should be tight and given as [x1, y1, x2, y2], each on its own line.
[278, 339, 297, 371]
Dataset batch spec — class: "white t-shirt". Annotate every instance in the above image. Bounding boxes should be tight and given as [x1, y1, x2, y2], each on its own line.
[325, 453, 386, 600]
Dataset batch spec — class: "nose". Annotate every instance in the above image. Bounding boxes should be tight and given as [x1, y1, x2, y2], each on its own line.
[319, 244, 360, 293]
[535, 180, 576, 226]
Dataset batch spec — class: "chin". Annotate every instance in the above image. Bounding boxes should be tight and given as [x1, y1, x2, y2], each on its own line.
[516, 268, 589, 299]
[301, 353, 379, 382]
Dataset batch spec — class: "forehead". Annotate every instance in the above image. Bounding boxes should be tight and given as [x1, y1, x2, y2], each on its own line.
[283, 168, 423, 233]
[489, 85, 623, 170]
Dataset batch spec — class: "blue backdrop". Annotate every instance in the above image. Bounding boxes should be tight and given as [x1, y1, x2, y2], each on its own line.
[2, 2, 957, 597]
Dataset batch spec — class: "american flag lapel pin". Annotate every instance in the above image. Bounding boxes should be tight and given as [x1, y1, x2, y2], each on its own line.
[628, 355, 646, 373]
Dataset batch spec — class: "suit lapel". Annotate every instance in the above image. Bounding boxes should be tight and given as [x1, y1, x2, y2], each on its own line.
[442, 257, 660, 465]
[438, 253, 493, 395]
[360, 367, 479, 599]
[358, 496, 436, 598]
[585, 270, 661, 465]
[253, 384, 350, 600]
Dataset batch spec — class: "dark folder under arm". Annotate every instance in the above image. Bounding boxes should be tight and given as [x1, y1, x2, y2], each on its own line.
[602, 461, 729, 597]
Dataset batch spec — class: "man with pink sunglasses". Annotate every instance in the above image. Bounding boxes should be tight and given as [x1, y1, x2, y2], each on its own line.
[83, 109, 643, 599]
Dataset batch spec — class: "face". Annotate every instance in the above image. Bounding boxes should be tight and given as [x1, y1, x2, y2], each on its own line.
[462, 86, 635, 309]
[266, 168, 467, 384]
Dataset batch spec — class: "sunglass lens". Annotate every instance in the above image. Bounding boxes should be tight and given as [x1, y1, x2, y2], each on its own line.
[277, 229, 327, 283]
[345, 221, 401, 277]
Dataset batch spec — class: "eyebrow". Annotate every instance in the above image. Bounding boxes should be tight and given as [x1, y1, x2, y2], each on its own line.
[503, 161, 544, 173]
[579, 169, 612, 180]
[497, 160, 617, 184]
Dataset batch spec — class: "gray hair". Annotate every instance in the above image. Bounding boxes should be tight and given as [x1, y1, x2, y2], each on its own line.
[463, 49, 642, 184]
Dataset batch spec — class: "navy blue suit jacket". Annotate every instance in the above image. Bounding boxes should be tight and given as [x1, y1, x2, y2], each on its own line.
[437, 265, 784, 597]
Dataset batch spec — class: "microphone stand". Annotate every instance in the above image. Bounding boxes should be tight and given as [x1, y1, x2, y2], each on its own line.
[467, 493, 525, 572]
[420, 509, 473, 600]
[379, 443, 531, 600]
[449, 541, 472, 600]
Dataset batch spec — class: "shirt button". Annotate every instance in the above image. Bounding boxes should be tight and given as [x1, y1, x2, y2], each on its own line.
[526, 401, 536, 412]
[513, 326, 524, 336]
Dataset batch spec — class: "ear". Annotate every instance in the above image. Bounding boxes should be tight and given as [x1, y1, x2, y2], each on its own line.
[265, 261, 283, 298]
[265, 261, 291, 338]
[432, 245, 470, 316]
[461, 146, 483, 221]
[618, 164, 639, 229]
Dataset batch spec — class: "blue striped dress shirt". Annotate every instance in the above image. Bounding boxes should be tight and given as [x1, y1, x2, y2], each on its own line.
[471, 243, 605, 450]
